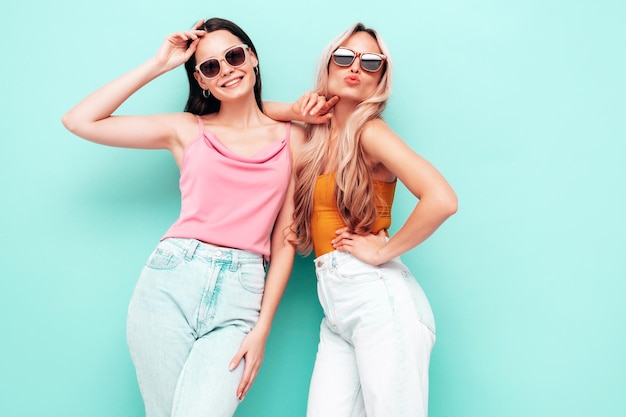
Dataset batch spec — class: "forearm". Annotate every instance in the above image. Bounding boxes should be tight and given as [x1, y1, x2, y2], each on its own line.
[255, 240, 295, 333]
[378, 195, 457, 263]
[263, 101, 302, 122]
[62, 58, 165, 132]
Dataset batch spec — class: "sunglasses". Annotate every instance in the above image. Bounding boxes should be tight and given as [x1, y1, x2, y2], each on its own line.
[195, 44, 249, 79]
[332, 47, 386, 72]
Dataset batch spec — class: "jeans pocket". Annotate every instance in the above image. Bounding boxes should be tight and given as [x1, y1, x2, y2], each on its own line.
[237, 263, 265, 293]
[145, 244, 183, 270]
[335, 256, 381, 283]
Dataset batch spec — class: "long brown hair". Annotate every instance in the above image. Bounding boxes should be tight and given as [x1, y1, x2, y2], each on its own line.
[291, 23, 393, 255]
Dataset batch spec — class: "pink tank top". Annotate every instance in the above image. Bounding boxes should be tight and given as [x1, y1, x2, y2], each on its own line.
[162, 116, 292, 257]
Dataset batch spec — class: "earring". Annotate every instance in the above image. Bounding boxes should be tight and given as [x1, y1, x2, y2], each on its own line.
[254, 66, 259, 75]
[202, 89, 211, 98]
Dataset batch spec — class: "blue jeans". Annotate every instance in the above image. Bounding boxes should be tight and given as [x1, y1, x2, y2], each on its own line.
[307, 250, 436, 417]
[126, 238, 265, 417]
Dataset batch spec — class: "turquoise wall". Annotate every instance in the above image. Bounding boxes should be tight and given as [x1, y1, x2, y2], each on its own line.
[2, 1, 625, 416]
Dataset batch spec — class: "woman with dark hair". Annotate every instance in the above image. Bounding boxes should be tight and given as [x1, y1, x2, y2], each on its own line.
[266, 23, 457, 417]
[62, 17, 304, 417]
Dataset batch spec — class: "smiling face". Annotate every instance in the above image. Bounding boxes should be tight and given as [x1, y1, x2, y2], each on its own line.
[327, 31, 385, 103]
[193, 30, 259, 102]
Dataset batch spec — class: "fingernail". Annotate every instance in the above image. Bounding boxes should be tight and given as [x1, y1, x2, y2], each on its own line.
[229, 362, 235, 371]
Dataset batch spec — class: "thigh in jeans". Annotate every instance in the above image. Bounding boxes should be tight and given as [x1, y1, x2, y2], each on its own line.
[126, 239, 207, 417]
[327, 253, 435, 417]
[357, 260, 435, 417]
[171, 257, 265, 417]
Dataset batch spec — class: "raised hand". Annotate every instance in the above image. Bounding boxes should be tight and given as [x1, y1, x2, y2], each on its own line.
[153, 20, 206, 72]
[293, 92, 340, 124]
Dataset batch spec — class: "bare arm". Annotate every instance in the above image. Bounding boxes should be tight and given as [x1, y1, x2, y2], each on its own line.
[61, 24, 205, 155]
[333, 119, 458, 265]
[264, 92, 339, 124]
[228, 124, 306, 400]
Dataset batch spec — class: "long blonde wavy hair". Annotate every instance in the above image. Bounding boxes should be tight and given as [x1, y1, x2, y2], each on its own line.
[291, 23, 393, 255]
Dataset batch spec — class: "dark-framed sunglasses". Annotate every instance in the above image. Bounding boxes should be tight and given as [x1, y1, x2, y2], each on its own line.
[195, 44, 249, 79]
[332, 47, 386, 72]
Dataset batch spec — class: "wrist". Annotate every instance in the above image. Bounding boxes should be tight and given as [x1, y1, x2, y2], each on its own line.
[288, 103, 307, 122]
[253, 319, 272, 335]
[144, 57, 171, 77]
[375, 244, 392, 265]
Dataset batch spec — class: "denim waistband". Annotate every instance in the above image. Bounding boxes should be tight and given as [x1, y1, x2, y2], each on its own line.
[313, 249, 404, 271]
[314, 250, 359, 271]
[163, 238, 264, 265]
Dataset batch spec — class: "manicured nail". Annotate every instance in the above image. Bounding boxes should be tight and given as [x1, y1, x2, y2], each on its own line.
[229, 362, 235, 371]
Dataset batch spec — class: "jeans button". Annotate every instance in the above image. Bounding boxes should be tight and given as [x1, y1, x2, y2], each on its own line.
[316, 260, 324, 267]
[215, 250, 223, 257]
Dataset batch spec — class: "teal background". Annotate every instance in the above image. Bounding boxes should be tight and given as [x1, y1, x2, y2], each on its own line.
[1, 0, 625, 416]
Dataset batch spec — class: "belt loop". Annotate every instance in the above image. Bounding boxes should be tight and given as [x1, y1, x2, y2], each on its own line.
[184, 239, 200, 261]
[229, 250, 239, 271]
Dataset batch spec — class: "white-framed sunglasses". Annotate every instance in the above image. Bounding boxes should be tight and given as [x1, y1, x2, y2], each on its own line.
[195, 44, 249, 79]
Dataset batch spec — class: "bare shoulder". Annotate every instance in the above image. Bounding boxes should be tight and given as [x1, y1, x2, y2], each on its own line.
[360, 118, 410, 164]
[172, 111, 201, 129]
[170, 112, 203, 149]
[362, 117, 393, 136]
[289, 122, 306, 153]
[359, 119, 453, 202]
[361, 118, 403, 147]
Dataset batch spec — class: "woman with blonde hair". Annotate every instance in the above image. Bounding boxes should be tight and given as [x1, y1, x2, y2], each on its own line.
[266, 23, 457, 417]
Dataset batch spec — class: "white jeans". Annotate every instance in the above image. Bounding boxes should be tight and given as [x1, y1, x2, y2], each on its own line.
[308, 250, 436, 417]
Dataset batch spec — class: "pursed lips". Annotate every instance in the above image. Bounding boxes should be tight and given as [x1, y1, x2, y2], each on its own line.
[344, 75, 360, 85]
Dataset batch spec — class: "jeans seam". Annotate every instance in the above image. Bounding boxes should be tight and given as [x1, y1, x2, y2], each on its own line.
[382, 274, 407, 416]
[347, 383, 362, 417]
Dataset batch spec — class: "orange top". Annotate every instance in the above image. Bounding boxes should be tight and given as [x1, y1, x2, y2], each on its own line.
[312, 173, 397, 257]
